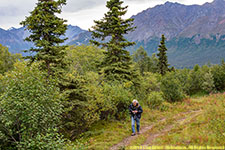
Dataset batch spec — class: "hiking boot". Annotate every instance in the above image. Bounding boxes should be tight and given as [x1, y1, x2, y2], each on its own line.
[131, 133, 136, 136]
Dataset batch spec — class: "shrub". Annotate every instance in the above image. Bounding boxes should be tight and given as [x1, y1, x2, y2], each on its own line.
[202, 71, 215, 93]
[138, 72, 161, 101]
[66, 45, 104, 74]
[147, 92, 164, 109]
[211, 63, 225, 91]
[0, 62, 64, 149]
[100, 82, 133, 120]
[60, 71, 133, 139]
[17, 131, 64, 150]
[188, 65, 204, 95]
[161, 72, 186, 102]
[0, 44, 21, 74]
[85, 74, 133, 121]
[173, 69, 191, 95]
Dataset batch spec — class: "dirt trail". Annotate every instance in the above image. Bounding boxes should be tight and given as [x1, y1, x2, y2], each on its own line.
[110, 110, 202, 150]
[110, 118, 166, 150]
[143, 110, 201, 145]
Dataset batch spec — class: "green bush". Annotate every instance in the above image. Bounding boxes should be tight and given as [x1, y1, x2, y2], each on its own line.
[211, 62, 225, 91]
[60, 71, 133, 139]
[138, 72, 161, 101]
[100, 81, 133, 120]
[173, 69, 191, 95]
[17, 131, 64, 150]
[0, 62, 64, 149]
[161, 72, 186, 102]
[188, 65, 204, 95]
[65, 45, 104, 74]
[0, 44, 21, 74]
[202, 71, 215, 93]
[147, 92, 164, 109]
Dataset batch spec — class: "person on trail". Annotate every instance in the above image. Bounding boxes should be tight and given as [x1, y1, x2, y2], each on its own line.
[129, 99, 143, 136]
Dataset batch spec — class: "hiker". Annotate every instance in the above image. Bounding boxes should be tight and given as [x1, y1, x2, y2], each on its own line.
[129, 99, 143, 136]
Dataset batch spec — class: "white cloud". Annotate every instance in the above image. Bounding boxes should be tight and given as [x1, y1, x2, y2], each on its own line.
[59, 4, 107, 30]
[63, 0, 106, 13]
[0, 0, 214, 30]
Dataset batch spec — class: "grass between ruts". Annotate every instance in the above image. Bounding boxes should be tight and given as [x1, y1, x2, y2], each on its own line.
[67, 92, 225, 150]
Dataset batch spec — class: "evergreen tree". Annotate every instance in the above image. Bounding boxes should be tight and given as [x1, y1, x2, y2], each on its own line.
[157, 35, 169, 75]
[20, 0, 68, 77]
[89, 0, 136, 82]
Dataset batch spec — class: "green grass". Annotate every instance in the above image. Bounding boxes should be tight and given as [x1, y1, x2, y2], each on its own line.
[143, 93, 225, 146]
[67, 92, 225, 149]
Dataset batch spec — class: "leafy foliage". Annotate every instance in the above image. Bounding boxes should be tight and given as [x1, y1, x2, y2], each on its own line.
[0, 62, 64, 149]
[133, 46, 158, 75]
[138, 72, 161, 101]
[147, 92, 164, 109]
[100, 82, 133, 120]
[211, 61, 225, 91]
[161, 72, 186, 102]
[202, 70, 215, 93]
[0, 44, 21, 74]
[65, 45, 104, 74]
[60, 69, 133, 139]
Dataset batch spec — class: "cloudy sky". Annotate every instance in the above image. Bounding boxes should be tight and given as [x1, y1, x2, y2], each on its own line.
[0, 0, 214, 30]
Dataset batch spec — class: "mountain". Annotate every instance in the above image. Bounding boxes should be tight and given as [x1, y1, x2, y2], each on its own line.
[129, 0, 225, 41]
[0, 27, 31, 53]
[64, 25, 86, 44]
[129, 0, 225, 68]
[1, 0, 225, 68]
[69, 0, 225, 68]
[0, 25, 86, 53]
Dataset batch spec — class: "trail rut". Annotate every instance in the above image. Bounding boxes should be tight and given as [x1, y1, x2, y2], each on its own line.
[110, 110, 202, 150]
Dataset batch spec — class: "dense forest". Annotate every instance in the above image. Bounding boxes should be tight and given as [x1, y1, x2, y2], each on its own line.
[0, 0, 224, 149]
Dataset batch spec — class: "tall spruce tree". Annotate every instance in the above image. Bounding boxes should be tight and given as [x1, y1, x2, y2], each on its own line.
[157, 34, 169, 75]
[89, 0, 136, 82]
[20, 0, 68, 77]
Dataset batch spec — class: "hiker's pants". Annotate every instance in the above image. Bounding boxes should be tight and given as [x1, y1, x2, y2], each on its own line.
[131, 116, 140, 133]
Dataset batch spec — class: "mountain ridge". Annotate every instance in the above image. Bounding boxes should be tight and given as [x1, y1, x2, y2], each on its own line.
[0, 0, 225, 68]
[0, 25, 86, 53]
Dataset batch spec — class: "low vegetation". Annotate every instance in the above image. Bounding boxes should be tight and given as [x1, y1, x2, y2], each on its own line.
[1, 43, 224, 149]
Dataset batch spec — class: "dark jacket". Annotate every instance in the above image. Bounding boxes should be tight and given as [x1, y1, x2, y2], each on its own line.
[128, 103, 143, 119]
